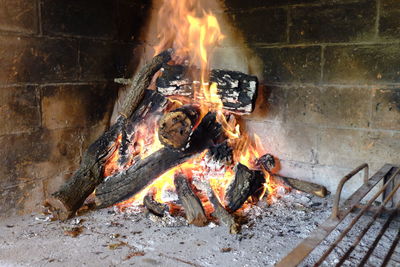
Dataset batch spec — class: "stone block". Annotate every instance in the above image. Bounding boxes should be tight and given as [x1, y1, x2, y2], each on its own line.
[290, 1, 376, 43]
[285, 85, 371, 128]
[380, 0, 400, 39]
[41, 83, 117, 130]
[0, 0, 38, 34]
[371, 88, 400, 131]
[256, 46, 321, 83]
[42, 0, 116, 39]
[245, 120, 319, 164]
[229, 8, 287, 44]
[0, 86, 41, 135]
[324, 44, 400, 84]
[318, 128, 400, 170]
[0, 36, 78, 83]
[116, 0, 151, 42]
[79, 40, 136, 81]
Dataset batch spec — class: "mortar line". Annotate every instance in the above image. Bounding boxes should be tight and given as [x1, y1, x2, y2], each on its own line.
[253, 40, 400, 48]
[286, 5, 291, 44]
[320, 45, 326, 83]
[37, 0, 43, 36]
[374, 0, 381, 40]
[261, 82, 400, 89]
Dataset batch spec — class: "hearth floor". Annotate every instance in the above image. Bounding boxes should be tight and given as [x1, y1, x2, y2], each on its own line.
[0, 191, 331, 267]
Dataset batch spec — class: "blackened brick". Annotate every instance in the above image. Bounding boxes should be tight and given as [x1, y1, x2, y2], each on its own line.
[0, 36, 78, 83]
[116, 0, 151, 42]
[42, 0, 116, 39]
[0, 86, 40, 135]
[256, 46, 321, 83]
[229, 8, 287, 44]
[323, 44, 400, 84]
[0, 0, 38, 34]
[79, 40, 136, 81]
[290, 1, 376, 43]
[380, 0, 400, 39]
[41, 83, 117, 130]
[371, 88, 400, 130]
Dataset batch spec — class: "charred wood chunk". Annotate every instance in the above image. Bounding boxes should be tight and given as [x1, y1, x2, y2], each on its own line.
[210, 69, 258, 114]
[256, 153, 275, 172]
[226, 163, 265, 212]
[143, 193, 169, 217]
[158, 105, 200, 149]
[156, 63, 193, 97]
[208, 141, 233, 165]
[174, 173, 207, 226]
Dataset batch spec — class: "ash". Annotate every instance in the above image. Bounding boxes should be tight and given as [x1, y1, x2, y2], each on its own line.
[0, 191, 332, 267]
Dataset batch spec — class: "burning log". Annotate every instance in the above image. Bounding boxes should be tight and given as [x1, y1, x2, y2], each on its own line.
[156, 64, 258, 114]
[174, 173, 207, 226]
[143, 192, 169, 217]
[207, 141, 233, 165]
[158, 105, 200, 149]
[95, 112, 222, 208]
[45, 50, 173, 220]
[225, 163, 266, 212]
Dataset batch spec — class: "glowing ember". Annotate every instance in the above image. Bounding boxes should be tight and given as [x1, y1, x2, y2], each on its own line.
[104, 0, 285, 216]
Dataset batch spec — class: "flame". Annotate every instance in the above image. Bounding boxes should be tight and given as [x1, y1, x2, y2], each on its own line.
[105, 0, 282, 214]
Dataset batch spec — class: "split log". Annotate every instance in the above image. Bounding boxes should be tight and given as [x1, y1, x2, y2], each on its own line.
[158, 105, 200, 149]
[174, 173, 207, 226]
[205, 181, 241, 234]
[225, 163, 266, 212]
[273, 175, 328, 198]
[156, 64, 258, 114]
[143, 193, 169, 217]
[95, 112, 222, 208]
[45, 50, 172, 220]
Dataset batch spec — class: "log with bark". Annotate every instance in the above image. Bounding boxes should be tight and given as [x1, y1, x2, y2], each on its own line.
[225, 163, 266, 212]
[45, 50, 173, 220]
[143, 192, 169, 217]
[174, 173, 207, 226]
[273, 175, 328, 198]
[95, 112, 222, 208]
[156, 64, 258, 114]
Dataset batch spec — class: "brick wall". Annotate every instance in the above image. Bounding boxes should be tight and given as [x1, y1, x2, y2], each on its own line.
[0, 0, 149, 217]
[223, 0, 400, 196]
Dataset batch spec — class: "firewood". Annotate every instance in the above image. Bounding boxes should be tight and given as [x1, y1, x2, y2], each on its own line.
[94, 112, 222, 208]
[225, 163, 266, 212]
[45, 50, 172, 220]
[174, 173, 207, 226]
[207, 141, 233, 165]
[158, 105, 200, 149]
[273, 175, 328, 198]
[156, 64, 258, 114]
[143, 193, 169, 217]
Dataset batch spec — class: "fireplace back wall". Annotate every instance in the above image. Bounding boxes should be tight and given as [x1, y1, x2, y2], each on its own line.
[0, 0, 149, 217]
[223, 0, 400, 196]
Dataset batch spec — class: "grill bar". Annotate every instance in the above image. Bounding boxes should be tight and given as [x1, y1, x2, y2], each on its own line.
[276, 163, 400, 267]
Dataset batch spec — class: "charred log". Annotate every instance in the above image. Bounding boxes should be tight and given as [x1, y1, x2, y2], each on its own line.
[174, 173, 207, 226]
[143, 193, 169, 217]
[207, 141, 233, 165]
[95, 112, 222, 208]
[156, 64, 258, 114]
[45, 50, 172, 220]
[256, 153, 275, 172]
[158, 105, 200, 149]
[225, 163, 265, 212]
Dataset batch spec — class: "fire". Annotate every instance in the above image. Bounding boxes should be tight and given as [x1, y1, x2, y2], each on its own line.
[105, 0, 282, 214]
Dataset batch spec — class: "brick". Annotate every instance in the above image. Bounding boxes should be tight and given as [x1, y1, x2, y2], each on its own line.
[371, 88, 400, 131]
[116, 0, 150, 42]
[229, 8, 287, 44]
[285, 85, 371, 128]
[79, 40, 136, 81]
[290, 1, 376, 43]
[323, 44, 400, 84]
[318, 128, 400, 171]
[248, 85, 287, 122]
[42, 0, 116, 39]
[246, 120, 319, 164]
[256, 46, 321, 83]
[0, 0, 38, 34]
[0, 86, 40, 135]
[0, 36, 78, 83]
[41, 83, 117, 130]
[278, 160, 314, 182]
[380, 0, 400, 39]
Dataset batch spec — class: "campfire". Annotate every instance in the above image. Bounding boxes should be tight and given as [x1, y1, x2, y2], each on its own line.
[45, 0, 327, 233]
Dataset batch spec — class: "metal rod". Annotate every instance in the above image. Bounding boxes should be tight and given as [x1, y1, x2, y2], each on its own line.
[332, 163, 369, 219]
[335, 181, 400, 266]
[314, 167, 400, 267]
[381, 227, 400, 267]
[358, 202, 400, 266]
